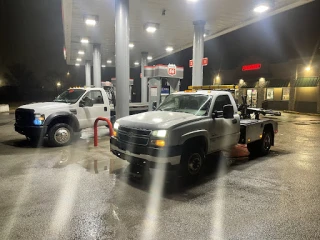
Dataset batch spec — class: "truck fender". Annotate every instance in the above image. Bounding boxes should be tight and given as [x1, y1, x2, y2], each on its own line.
[179, 130, 210, 153]
[44, 112, 80, 132]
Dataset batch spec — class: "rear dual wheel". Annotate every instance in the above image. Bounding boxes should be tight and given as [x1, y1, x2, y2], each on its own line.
[247, 130, 272, 156]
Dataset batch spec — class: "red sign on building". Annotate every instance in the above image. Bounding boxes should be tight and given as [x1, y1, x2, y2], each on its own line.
[189, 58, 209, 68]
[167, 64, 177, 76]
[242, 63, 262, 71]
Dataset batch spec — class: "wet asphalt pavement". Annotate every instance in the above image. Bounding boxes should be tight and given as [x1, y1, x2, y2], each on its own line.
[0, 112, 320, 240]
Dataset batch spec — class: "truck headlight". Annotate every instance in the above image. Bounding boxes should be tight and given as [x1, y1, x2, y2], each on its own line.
[33, 114, 45, 126]
[113, 122, 119, 137]
[151, 130, 167, 138]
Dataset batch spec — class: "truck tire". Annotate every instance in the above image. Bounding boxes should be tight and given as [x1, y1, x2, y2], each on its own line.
[247, 130, 272, 156]
[180, 145, 205, 182]
[48, 123, 73, 147]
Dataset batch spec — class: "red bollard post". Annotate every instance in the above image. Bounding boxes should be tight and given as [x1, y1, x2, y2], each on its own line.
[94, 117, 114, 147]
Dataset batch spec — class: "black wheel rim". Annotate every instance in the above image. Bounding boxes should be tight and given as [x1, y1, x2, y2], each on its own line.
[187, 153, 202, 175]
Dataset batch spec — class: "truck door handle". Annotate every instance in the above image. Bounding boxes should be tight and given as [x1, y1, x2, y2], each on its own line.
[232, 119, 237, 124]
[104, 107, 108, 111]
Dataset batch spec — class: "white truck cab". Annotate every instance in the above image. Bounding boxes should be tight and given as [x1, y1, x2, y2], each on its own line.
[15, 87, 110, 146]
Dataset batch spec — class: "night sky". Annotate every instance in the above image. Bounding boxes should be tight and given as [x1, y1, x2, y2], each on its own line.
[0, 0, 319, 91]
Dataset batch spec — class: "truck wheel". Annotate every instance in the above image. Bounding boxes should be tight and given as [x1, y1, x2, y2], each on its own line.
[180, 145, 205, 181]
[247, 130, 272, 156]
[48, 123, 73, 147]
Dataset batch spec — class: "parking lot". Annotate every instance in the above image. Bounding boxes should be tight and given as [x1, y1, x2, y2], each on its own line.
[0, 112, 320, 239]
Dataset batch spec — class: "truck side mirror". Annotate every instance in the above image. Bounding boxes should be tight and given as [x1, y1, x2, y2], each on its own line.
[223, 105, 234, 119]
[80, 97, 94, 107]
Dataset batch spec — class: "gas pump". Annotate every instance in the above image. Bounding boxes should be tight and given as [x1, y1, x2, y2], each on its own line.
[144, 64, 184, 110]
[111, 78, 134, 103]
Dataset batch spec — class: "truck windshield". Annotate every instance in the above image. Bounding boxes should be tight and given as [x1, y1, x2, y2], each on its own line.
[53, 89, 86, 103]
[157, 94, 212, 116]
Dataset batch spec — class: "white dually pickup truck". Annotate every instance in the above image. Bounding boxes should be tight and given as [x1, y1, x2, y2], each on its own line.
[110, 90, 278, 179]
[15, 87, 111, 146]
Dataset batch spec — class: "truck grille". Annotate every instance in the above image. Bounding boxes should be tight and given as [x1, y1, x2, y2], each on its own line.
[15, 108, 35, 126]
[118, 126, 151, 146]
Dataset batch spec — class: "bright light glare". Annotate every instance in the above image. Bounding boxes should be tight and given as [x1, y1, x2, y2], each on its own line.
[147, 56, 153, 60]
[305, 66, 311, 71]
[107, 60, 112, 64]
[146, 26, 157, 33]
[102, 65, 106, 68]
[166, 46, 173, 52]
[56, 82, 61, 87]
[75, 63, 80, 66]
[253, 5, 270, 13]
[76, 58, 82, 62]
[114, 122, 119, 130]
[85, 19, 97, 26]
[78, 50, 85, 55]
[80, 38, 89, 44]
[152, 130, 167, 137]
[129, 43, 134, 48]
[187, 0, 198, 2]
[134, 62, 139, 66]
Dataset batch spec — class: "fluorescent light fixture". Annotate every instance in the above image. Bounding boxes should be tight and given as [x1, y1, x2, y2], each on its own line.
[144, 23, 159, 33]
[134, 62, 139, 66]
[75, 63, 80, 66]
[85, 18, 97, 26]
[146, 26, 157, 33]
[78, 50, 85, 55]
[107, 60, 112, 64]
[129, 43, 134, 48]
[254, 5, 270, 13]
[166, 46, 173, 52]
[147, 56, 153, 60]
[76, 58, 82, 62]
[80, 38, 89, 44]
[102, 65, 106, 68]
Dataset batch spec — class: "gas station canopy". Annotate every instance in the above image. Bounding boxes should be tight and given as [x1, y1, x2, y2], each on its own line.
[62, 0, 313, 66]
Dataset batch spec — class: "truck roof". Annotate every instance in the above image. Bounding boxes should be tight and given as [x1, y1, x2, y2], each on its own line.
[173, 90, 232, 96]
[68, 86, 104, 91]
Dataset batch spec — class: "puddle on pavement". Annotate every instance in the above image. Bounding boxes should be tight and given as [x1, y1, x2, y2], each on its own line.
[53, 148, 110, 174]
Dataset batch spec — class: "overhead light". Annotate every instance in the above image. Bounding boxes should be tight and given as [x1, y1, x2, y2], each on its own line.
[129, 43, 134, 48]
[134, 62, 139, 66]
[76, 58, 82, 62]
[85, 18, 97, 26]
[147, 56, 153, 60]
[254, 5, 270, 13]
[305, 66, 311, 71]
[203, 34, 207, 37]
[187, 0, 198, 2]
[166, 46, 173, 52]
[80, 38, 89, 44]
[107, 60, 112, 64]
[78, 50, 85, 55]
[146, 26, 157, 33]
[102, 65, 106, 68]
[144, 23, 159, 33]
[75, 63, 80, 66]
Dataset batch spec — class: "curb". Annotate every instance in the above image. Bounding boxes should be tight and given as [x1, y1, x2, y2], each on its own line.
[283, 110, 320, 116]
[0, 104, 9, 113]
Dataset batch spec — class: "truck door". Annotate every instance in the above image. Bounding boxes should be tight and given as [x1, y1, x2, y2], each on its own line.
[209, 95, 240, 151]
[78, 90, 109, 128]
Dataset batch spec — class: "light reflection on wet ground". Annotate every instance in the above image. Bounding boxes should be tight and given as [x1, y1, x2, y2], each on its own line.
[1, 113, 320, 239]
